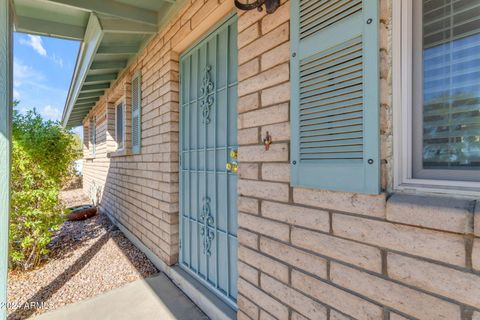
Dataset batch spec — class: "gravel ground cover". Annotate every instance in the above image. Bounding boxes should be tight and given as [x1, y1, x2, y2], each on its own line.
[7, 189, 159, 320]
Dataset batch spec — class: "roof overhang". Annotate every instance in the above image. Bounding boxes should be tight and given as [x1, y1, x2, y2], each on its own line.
[12, 0, 180, 128]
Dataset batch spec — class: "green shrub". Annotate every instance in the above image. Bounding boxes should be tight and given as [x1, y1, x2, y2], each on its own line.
[9, 109, 80, 270]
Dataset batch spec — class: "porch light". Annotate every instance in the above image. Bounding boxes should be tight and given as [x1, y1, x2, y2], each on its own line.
[234, 0, 280, 14]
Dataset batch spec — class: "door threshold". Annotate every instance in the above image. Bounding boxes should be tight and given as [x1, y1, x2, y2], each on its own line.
[106, 211, 236, 320]
[167, 266, 237, 320]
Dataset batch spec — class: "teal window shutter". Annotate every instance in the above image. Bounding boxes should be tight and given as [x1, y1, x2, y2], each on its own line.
[290, 0, 380, 194]
[131, 72, 141, 154]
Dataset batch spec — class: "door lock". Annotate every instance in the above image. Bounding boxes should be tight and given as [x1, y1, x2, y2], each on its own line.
[226, 161, 238, 173]
[227, 149, 238, 173]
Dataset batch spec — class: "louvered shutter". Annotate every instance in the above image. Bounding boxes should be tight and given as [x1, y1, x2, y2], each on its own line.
[290, 0, 380, 194]
[131, 72, 141, 154]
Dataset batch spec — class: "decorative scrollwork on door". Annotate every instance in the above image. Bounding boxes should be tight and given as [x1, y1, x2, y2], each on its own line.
[200, 65, 215, 125]
[200, 196, 215, 256]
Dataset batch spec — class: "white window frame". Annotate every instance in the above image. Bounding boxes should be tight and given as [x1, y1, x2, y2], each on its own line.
[393, 0, 480, 196]
[115, 100, 126, 151]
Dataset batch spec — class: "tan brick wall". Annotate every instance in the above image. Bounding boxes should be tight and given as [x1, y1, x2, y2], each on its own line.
[81, 0, 237, 266]
[80, 0, 480, 319]
[235, 1, 480, 320]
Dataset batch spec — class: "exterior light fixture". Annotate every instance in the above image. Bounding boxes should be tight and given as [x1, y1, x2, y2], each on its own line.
[234, 0, 280, 14]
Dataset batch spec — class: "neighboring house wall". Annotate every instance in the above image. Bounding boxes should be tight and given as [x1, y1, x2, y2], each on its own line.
[81, 0, 480, 319]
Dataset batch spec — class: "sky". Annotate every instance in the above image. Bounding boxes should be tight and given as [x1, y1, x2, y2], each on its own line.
[13, 32, 81, 134]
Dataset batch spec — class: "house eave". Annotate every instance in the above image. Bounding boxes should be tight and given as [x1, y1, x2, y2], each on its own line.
[62, 13, 103, 128]
[11, 0, 178, 128]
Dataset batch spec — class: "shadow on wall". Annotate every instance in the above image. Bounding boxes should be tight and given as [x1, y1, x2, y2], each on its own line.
[81, 106, 180, 268]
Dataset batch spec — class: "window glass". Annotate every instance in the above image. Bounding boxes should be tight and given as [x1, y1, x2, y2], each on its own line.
[413, 0, 480, 180]
[90, 117, 96, 156]
[116, 103, 124, 150]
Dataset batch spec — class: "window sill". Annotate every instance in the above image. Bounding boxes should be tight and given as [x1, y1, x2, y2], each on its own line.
[394, 178, 480, 198]
[84, 156, 95, 161]
[386, 192, 476, 235]
[107, 149, 131, 158]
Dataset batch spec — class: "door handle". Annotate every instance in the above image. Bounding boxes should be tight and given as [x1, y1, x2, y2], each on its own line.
[226, 161, 238, 173]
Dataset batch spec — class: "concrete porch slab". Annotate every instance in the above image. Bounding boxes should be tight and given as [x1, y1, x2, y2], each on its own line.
[34, 273, 208, 320]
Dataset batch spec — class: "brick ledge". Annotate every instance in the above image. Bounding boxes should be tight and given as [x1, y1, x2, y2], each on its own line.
[386, 193, 476, 235]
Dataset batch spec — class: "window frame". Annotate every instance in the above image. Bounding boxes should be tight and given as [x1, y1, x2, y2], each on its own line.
[115, 100, 125, 151]
[393, 0, 480, 196]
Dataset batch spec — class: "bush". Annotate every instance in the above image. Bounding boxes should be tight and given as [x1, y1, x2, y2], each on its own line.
[9, 109, 80, 270]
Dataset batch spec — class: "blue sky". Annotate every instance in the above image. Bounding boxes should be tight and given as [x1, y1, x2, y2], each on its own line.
[13, 33, 81, 132]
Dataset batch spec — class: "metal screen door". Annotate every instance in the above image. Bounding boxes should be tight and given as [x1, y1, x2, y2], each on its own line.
[179, 14, 238, 306]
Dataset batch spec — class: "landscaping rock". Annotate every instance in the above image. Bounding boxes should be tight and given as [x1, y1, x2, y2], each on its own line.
[7, 189, 158, 320]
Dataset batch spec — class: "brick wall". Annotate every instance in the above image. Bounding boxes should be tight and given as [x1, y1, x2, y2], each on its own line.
[80, 0, 480, 319]
[81, 0, 236, 265]
[235, 1, 480, 320]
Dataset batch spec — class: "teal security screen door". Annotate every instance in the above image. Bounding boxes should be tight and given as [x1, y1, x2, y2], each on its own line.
[179, 15, 238, 306]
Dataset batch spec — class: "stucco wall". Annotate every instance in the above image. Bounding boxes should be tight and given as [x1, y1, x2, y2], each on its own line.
[81, 0, 480, 319]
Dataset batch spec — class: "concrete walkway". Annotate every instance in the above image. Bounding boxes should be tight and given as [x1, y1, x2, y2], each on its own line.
[34, 273, 208, 320]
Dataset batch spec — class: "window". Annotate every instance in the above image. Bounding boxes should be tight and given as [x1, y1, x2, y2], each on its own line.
[115, 102, 125, 150]
[89, 116, 96, 157]
[394, 0, 480, 192]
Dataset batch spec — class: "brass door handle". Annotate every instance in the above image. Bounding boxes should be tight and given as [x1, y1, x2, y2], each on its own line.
[226, 161, 238, 173]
